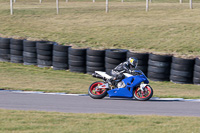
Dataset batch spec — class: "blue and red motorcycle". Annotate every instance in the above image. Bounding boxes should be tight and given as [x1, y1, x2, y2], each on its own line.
[88, 70, 153, 101]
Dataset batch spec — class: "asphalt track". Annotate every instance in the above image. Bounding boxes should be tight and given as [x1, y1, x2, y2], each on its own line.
[0, 91, 200, 117]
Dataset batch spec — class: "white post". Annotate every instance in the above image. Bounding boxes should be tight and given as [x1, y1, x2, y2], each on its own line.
[56, 0, 59, 14]
[146, 0, 149, 12]
[93, 0, 95, 2]
[106, 0, 109, 13]
[180, 0, 182, 4]
[14, 0, 16, 3]
[10, 0, 13, 15]
[66, 0, 68, 2]
[40, 0, 42, 3]
[121, 0, 124, 3]
[190, 0, 193, 9]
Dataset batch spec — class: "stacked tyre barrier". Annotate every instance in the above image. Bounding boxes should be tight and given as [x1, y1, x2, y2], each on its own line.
[53, 45, 70, 70]
[0, 38, 10, 62]
[105, 49, 128, 74]
[147, 54, 172, 81]
[36, 41, 54, 68]
[10, 39, 24, 63]
[86, 49, 105, 74]
[193, 58, 200, 85]
[127, 52, 149, 75]
[68, 48, 87, 73]
[23, 40, 37, 65]
[170, 57, 194, 84]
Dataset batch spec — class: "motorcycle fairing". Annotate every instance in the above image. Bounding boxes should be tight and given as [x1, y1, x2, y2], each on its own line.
[107, 74, 149, 98]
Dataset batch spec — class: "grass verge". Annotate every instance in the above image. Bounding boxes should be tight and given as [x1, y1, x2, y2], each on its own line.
[0, 62, 200, 99]
[0, 109, 200, 133]
[0, 1, 200, 56]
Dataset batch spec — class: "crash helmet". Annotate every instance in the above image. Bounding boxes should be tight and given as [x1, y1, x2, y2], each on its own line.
[128, 57, 138, 68]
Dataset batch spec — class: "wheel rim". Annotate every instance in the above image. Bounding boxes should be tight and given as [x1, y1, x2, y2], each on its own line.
[135, 86, 151, 99]
[90, 82, 106, 95]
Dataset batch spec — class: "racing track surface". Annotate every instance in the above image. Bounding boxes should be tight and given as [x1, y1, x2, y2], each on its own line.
[0, 91, 200, 117]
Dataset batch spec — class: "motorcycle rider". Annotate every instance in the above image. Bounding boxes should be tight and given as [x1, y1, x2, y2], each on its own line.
[108, 57, 138, 86]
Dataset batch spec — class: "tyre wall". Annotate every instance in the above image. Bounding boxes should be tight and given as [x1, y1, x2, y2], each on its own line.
[0, 38, 10, 62]
[0, 37, 199, 85]
[105, 49, 128, 74]
[86, 49, 105, 75]
[147, 54, 172, 81]
[68, 47, 87, 73]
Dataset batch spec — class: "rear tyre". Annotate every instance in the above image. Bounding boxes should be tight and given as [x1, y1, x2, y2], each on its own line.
[134, 85, 153, 101]
[88, 81, 107, 99]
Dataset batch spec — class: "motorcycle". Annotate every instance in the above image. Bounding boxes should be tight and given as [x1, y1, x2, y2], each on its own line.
[88, 69, 153, 101]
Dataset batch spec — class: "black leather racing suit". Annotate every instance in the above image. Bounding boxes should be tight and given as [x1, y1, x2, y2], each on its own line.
[110, 61, 132, 81]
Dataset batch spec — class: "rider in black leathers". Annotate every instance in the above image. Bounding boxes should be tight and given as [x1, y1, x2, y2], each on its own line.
[109, 57, 138, 86]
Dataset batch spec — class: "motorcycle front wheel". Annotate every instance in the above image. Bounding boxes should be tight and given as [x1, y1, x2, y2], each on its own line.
[134, 85, 153, 101]
[88, 81, 107, 99]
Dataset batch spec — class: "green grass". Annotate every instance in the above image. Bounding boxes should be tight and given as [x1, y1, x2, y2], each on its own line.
[0, 109, 200, 133]
[0, 62, 200, 99]
[0, 0, 200, 56]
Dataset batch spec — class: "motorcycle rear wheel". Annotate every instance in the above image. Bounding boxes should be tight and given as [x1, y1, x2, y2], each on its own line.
[88, 81, 107, 99]
[134, 85, 153, 101]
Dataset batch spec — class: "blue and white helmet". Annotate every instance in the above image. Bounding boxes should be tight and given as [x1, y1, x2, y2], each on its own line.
[128, 57, 138, 68]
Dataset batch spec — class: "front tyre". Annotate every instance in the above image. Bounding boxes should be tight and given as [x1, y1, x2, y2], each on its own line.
[88, 81, 107, 99]
[134, 85, 153, 101]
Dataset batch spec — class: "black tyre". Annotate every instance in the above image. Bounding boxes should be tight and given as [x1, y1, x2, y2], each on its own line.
[37, 59, 52, 66]
[23, 52, 37, 58]
[38, 54, 52, 61]
[11, 38, 24, 45]
[10, 50, 23, 55]
[23, 40, 37, 47]
[69, 48, 87, 56]
[69, 65, 86, 73]
[0, 53, 10, 61]
[194, 65, 200, 72]
[0, 49, 10, 54]
[87, 49, 105, 56]
[37, 49, 52, 56]
[10, 44, 23, 51]
[86, 66, 105, 72]
[88, 81, 107, 99]
[194, 71, 200, 78]
[148, 65, 170, 74]
[53, 66, 68, 70]
[23, 46, 36, 53]
[53, 62, 68, 68]
[148, 59, 171, 68]
[23, 57, 37, 63]
[170, 69, 193, 78]
[105, 63, 117, 69]
[53, 56, 68, 62]
[105, 57, 124, 64]
[53, 50, 68, 57]
[87, 55, 104, 62]
[193, 77, 200, 85]
[147, 72, 169, 79]
[171, 63, 193, 71]
[69, 54, 86, 61]
[53, 44, 71, 52]
[170, 75, 193, 83]
[106, 68, 112, 74]
[172, 57, 195, 65]
[127, 52, 149, 60]
[0, 38, 11, 44]
[10, 55, 23, 63]
[195, 58, 200, 66]
[106, 49, 128, 59]
[23, 62, 37, 66]
[86, 61, 104, 67]
[68, 60, 85, 66]
[36, 42, 54, 50]
[149, 54, 172, 62]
